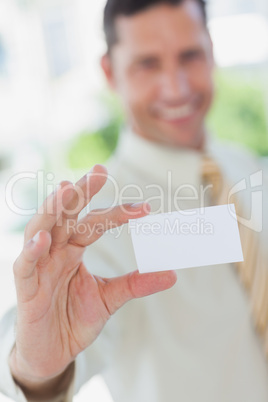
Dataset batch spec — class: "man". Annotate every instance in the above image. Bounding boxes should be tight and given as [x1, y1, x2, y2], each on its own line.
[0, 0, 268, 401]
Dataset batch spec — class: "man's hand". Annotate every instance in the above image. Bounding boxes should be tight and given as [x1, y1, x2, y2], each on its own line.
[9, 165, 177, 390]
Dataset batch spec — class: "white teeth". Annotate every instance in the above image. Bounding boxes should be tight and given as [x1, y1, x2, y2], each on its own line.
[158, 104, 194, 120]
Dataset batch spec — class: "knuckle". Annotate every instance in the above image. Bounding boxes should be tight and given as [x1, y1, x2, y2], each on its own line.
[95, 223, 105, 236]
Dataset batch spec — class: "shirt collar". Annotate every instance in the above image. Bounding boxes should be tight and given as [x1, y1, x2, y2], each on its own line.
[115, 128, 203, 190]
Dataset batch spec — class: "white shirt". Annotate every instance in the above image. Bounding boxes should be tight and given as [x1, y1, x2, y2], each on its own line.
[1, 131, 268, 401]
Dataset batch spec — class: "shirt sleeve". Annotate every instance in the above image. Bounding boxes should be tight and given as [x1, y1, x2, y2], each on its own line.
[0, 307, 76, 402]
[0, 307, 28, 401]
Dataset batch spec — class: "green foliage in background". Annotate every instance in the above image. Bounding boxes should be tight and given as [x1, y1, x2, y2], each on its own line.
[68, 121, 121, 169]
[68, 69, 268, 169]
[208, 70, 268, 156]
[68, 92, 124, 169]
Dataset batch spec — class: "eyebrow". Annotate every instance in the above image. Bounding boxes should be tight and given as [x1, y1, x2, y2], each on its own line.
[130, 45, 205, 65]
[180, 46, 204, 57]
[131, 54, 160, 63]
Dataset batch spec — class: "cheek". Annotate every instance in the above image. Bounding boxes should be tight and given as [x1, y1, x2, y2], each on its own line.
[126, 84, 158, 114]
[187, 61, 214, 90]
[191, 71, 214, 106]
[123, 69, 159, 104]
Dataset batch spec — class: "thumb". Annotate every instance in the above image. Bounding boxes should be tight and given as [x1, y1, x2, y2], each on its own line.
[100, 270, 177, 315]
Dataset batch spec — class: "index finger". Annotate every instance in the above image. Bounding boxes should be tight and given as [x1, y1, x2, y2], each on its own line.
[24, 181, 74, 244]
[50, 165, 108, 247]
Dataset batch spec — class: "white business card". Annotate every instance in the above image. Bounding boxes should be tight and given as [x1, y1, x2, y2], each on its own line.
[129, 204, 244, 273]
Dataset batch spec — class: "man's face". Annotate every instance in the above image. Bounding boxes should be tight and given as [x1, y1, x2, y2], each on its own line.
[102, 0, 215, 149]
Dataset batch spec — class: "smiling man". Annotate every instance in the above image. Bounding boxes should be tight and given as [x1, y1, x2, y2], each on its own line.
[102, 0, 214, 150]
[0, 0, 268, 402]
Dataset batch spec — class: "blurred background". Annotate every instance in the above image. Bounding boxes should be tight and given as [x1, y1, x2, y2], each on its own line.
[0, 0, 267, 400]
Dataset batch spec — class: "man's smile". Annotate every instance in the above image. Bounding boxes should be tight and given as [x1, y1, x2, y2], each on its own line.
[151, 100, 200, 124]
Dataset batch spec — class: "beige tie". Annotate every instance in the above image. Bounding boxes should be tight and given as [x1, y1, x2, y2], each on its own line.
[202, 155, 268, 360]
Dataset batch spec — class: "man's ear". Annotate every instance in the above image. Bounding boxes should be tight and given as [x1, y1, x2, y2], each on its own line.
[101, 54, 116, 89]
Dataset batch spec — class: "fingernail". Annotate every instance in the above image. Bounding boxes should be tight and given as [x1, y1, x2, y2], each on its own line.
[130, 202, 145, 209]
[33, 232, 41, 243]
[130, 203, 151, 213]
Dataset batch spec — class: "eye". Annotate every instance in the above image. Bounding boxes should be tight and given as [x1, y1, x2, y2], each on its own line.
[137, 58, 160, 70]
[181, 50, 203, 63]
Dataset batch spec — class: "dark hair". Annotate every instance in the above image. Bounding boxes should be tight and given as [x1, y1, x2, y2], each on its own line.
[104, 0, 207, 52]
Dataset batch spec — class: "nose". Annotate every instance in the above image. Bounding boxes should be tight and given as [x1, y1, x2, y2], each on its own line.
[159, 66, 190, 102]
